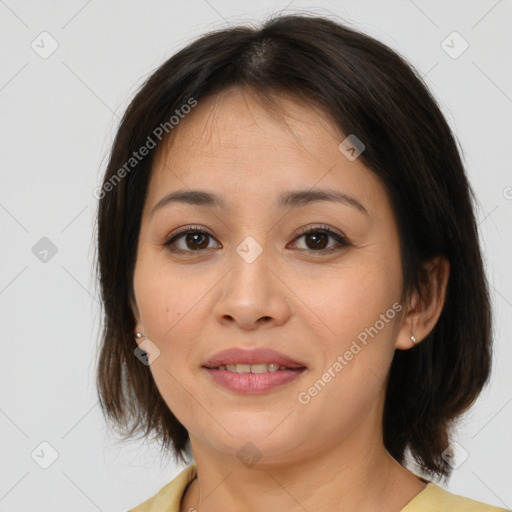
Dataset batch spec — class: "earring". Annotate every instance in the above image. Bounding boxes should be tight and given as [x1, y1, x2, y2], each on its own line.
[411, 334, 418, 344]
[134, 332, 145, 340]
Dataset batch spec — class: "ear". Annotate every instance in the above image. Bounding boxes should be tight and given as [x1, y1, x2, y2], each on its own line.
[395, 255, 450, 350]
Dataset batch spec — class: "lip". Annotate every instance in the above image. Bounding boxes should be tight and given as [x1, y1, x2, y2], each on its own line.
[203, 347, 307, 395]
[205, 367, 306, 394]
[202, 347, 306, 369]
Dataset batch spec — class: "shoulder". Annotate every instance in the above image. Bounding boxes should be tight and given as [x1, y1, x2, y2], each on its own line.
[127, 463, 197, 512]
[401, 482, 510, 512]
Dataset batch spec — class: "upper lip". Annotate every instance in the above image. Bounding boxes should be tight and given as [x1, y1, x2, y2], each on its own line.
[203, 348, 306, 369]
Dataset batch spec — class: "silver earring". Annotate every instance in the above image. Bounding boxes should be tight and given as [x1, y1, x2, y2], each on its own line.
[411, 334, 418, 344]
[135, 332, 145, 340]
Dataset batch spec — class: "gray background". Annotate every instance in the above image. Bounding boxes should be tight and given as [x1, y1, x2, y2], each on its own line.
[1, 0, 511, 510]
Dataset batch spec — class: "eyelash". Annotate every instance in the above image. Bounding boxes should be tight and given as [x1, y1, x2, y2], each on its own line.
[163, 224, 350, 256]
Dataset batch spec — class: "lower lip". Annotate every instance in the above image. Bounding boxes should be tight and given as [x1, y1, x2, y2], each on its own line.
[204, 368, 306, 394]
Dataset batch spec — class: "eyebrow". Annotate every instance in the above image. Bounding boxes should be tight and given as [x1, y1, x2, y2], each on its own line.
[151, 188, 368, 216]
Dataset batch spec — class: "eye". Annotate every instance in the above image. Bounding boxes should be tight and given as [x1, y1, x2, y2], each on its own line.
[289, 225, 349, 254]
[163, 224, 349, 256]
[164, 225, 220, 255]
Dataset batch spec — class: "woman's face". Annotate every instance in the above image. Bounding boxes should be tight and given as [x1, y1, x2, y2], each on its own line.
[132, 87, 412, 464]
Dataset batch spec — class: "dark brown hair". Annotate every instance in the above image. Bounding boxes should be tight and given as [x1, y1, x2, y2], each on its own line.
[95, 13, 492, 478]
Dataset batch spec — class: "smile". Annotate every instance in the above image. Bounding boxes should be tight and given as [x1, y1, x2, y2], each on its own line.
[214, 363, 291, 373]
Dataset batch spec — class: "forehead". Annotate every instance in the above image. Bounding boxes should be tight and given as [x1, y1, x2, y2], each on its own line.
[171, 88, 341, 145]
[153, 87, 344, 169]
[144, 87, 386, 215]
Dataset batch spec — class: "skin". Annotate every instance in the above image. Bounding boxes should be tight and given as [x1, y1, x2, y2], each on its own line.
[132, 86, 449, 512]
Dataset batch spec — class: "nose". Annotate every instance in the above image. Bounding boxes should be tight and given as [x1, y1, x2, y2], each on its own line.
[213, 243, 292, 331]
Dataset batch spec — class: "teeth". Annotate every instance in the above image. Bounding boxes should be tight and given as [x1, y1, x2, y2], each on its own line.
[218, 363, 287, 373]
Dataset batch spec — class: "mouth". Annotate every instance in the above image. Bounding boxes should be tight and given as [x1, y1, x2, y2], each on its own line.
[202, 347, 307, 394]
[202, 347, 306, 371]
[206, 363, 305, 373]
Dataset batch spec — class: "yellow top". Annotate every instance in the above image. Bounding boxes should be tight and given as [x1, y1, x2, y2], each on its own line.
[128, 462, 510, 512]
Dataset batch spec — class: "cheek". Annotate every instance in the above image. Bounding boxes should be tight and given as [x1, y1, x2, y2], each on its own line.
[132, 249, 221, 378]
[304, 259, 402, 342]
[132, 255, 202, 417]
[296, 267, 402, 431]
[132, 251, 194, 346]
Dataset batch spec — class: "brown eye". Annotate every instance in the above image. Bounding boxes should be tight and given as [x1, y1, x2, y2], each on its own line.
[183, 232, 210, 250]
[290, 226, 349, 254]
[165, 227, 220, 254]
[303, 232, 330, 250]
[164, 224, 349, 256]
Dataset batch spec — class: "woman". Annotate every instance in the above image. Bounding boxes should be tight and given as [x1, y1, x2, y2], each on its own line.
[95, 14, 509, 512]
